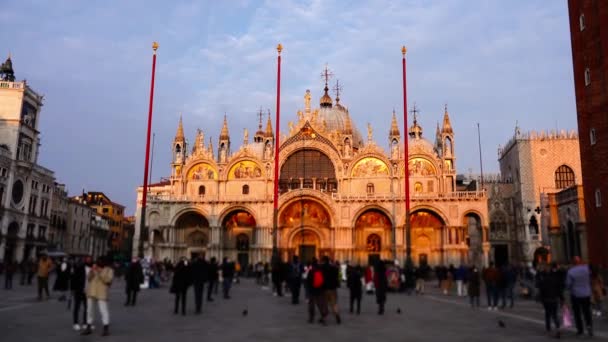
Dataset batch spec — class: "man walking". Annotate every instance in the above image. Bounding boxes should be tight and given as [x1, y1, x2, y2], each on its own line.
[221, 257, 235, 299]
[322, 257, 341, 324]
[4, 260, 16, 289]
[37, 254, 53, 300]
[70, 256, 89, 331]
[206, 257, 218, 302]
[566, 256, 593, 337]
[124, 257, 144, 306]
[289, 256, 303, 304]
[192, 256, 208, 314]
[81, 257, 114, 337]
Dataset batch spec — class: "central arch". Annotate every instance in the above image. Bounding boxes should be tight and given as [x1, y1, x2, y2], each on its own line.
[353, 208, 392, 265]
[279, 198, 331, 260]
[174, 211, 211, 259]
[410, 209, 445, 266]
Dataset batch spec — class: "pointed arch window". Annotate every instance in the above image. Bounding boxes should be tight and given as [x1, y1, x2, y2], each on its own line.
[242, 184, 249, 195]
[555, 165, 575, 189]
[175, 144, 181, 153]
[198, 185, 206, 196]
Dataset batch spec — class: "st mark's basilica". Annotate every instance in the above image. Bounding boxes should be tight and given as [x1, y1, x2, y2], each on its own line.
[133, 78, 489, 268]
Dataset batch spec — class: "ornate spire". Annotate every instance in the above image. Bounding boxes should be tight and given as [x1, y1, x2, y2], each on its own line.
[220, 114, 230, 140]
[265, 111, 274, 138]
[254, 107, 265, 142]
[0, 53, 15, 82]
[319, 64, 333, 108]
[408, 104, 422, 139]
[333, 79, 345, 111]
[175, 115, 185, 141]
[390, 109, 400, 137]
[208, 137, 213, 154]
[344, 110, 353, 135]
[193, 128, 204, 152]
[441, 104, 453, 134]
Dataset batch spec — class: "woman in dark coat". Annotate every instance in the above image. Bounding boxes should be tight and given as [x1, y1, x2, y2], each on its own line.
[468, 265, 481, 308]
[374, 261, 388, 315]
[171, 258, 192, 315]
[347, 265, 363, 314]
[125, 258, 144, 306]
[53, 258, 70, 301]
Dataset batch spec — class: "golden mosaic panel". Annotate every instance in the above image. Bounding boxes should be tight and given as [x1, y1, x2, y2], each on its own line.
[187, 163, 217, 180]
[351, 157, 389, 177]
[228, 160, 262, 180]
[408, 158, 437, 176]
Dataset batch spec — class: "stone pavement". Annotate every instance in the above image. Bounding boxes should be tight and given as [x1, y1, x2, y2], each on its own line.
[1, 275, 607, 341]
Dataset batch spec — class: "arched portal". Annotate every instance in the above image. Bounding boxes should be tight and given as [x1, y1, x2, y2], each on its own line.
[221, 210, 256, 248]
[174, 211, 210, 259]
[354, 208, 392, 264]
[222, 210, 256, 268]
[410, 210, 444, 266]
[280, 199, 331, 260]
[290, 229, 321, 263]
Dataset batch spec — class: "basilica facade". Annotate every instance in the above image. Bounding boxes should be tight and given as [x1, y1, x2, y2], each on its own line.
[133, 84, 489, 268]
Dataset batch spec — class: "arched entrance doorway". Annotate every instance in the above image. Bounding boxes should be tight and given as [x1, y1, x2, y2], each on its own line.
[222, 210, 256, 268]
[280, 199, 330, 260]
[410, 210, 444, 266]
[354, 208, 392, 265]
[290, 229, 321, 263]
[174, 211, 210, 260]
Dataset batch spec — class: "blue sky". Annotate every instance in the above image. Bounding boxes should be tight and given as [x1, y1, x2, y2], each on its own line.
[1, 1, 576, 214]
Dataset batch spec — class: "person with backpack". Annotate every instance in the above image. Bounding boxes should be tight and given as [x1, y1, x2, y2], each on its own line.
[289, 256, 304, 304]
[306, 257, 328, 325]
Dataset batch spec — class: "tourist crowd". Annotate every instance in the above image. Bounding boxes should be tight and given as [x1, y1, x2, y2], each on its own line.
[1, 254, 606, 338]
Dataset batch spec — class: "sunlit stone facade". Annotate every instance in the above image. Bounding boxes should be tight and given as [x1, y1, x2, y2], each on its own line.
[134, 86, 489, 267]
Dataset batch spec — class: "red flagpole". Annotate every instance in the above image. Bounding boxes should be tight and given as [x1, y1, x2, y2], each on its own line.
[402, 46, 412, 265]
[138, 41, 158, 257]
[272, 44, 282, 260]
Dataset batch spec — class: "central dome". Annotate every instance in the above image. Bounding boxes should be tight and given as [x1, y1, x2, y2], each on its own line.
[317, 106, 364, 148]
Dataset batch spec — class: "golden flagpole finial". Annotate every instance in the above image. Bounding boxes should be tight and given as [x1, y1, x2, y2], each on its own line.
[152, 41, 159, 51]
[277, 43, 283, 55]
[401, 46, 407, 56]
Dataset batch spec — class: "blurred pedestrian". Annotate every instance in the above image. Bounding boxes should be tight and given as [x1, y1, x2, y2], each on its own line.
[4, 260, 16, 289]
[191, 255, 208, 314]
[566, 256, 593, 337]
[53, 257, 70, 301]
[347, 265, 363, 314]
[81, 256, 114, 337]
[206, 257, 218, 302]
[289, 256, 303, 305]
[124, 257, 144, 306]
[590, 264, 605, 317]
[70, 256, 90, 331]
[221, 257, 235, 299]
[374, 260, 388, 315]
[536, 262, 563, 338]
[468, 265, 481, 308]
[37, 254, 53, 300]
[171, 258, 192, 316]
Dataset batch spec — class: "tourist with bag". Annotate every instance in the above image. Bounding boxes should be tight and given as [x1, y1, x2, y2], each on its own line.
[306, 258, 328, 325]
